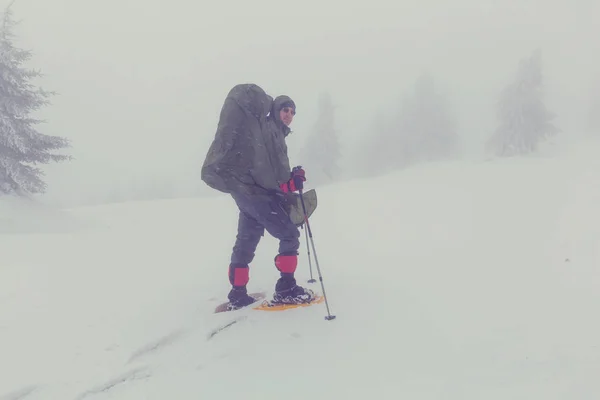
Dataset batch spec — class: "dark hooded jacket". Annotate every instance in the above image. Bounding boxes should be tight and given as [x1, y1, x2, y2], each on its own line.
[201, 84, 294, 197]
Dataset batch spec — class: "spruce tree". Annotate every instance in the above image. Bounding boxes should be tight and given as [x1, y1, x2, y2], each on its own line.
[0, 3, 70, 195]
[487, 49, 559, 157]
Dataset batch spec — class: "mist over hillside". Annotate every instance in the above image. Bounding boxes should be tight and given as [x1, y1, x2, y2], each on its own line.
[2, 0, 598, 206]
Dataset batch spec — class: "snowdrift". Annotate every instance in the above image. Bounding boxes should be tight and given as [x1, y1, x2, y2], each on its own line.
[1, 139, 599, 400]
[0, 195, 87, 235]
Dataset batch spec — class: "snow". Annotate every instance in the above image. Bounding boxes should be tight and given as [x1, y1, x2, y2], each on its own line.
[1, 139, 599, 400]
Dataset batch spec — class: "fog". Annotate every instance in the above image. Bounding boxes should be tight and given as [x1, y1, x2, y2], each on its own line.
[9, 0, 600, 207]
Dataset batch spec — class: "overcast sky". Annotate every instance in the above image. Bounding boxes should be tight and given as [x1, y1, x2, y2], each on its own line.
[7, 0, 600, 206]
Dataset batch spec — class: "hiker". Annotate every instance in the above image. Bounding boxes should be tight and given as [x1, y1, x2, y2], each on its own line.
[201, 84, 316, 309]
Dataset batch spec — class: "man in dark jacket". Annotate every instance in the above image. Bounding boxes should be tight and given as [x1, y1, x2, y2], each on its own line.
[201, 84, 315, 309]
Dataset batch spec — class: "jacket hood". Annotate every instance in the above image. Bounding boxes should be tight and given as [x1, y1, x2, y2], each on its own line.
[229, 84, 273, 119]
[271, 95, 295, 136]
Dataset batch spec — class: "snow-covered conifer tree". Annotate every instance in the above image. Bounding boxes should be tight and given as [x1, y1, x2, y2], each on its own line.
[0, 3, 71, 195]
[487, 49, 559, 156]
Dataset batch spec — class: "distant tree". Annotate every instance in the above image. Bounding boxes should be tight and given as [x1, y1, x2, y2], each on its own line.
[486, 49, 559, 157]
[0, 3, 71, 196]
[394, 72, 459, 167]
[297, 92, 341, 186]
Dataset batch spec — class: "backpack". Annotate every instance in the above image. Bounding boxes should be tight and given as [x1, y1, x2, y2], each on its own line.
[201, 84, 273, 193]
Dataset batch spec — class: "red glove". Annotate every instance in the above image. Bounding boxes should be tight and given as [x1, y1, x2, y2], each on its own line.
[280, 166, 306, 192]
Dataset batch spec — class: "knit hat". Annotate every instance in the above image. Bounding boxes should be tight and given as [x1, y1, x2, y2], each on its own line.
[274, 95, 296, 114]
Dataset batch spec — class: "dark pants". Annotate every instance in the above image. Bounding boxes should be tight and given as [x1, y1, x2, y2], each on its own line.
[230, 193, 300, 267]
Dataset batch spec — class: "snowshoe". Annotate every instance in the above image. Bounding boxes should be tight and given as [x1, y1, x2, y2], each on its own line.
[227, 286, 257, 309]
[272, 285, 316, 305]
[215, 291, 266, 313]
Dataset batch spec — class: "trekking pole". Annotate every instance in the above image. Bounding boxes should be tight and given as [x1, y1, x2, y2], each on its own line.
[304, 224, 316, 283]
[298, 189, 336, 321]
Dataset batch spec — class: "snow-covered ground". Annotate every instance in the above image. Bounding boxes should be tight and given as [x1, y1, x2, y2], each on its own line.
[1, 139, 599, 400]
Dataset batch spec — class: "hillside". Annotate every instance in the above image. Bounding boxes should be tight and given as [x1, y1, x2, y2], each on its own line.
[1, 139, 599, 400]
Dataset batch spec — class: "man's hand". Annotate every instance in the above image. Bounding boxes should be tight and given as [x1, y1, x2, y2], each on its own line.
[280, 166, 306, 193]
[290, 166, 306, 191]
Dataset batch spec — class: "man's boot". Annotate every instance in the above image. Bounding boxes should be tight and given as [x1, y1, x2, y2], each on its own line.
[272, 254, 315, 304]
[227, 264, 256, 310]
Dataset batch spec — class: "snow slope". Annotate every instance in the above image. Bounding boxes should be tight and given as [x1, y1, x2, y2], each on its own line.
[1, 139, 599, 400]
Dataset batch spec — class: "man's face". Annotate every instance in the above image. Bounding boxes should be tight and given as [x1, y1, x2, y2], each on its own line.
[279, 106, 295, 126]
